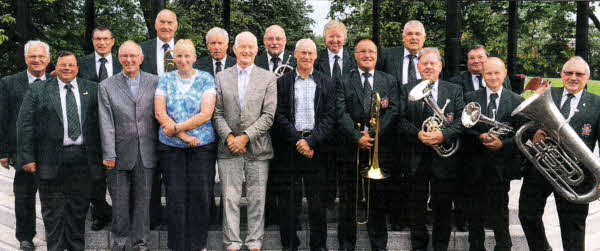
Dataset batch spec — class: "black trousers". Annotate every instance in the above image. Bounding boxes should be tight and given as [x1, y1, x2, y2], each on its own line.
[279, 154, 328, 250]
[150, 156, 166, 227]
[408, 164, 454, 251]
[337, 156, 388, 251]
[13, 168, 39, 242]
[89, 169, 111, 221]
[159, 142, 217, 251]
[388, 161, 410, 229]
[266, 159, 303, 225]
[38, 146, 91, 251]
[519, 167, 589, 251]
[467, 179, 511, 251]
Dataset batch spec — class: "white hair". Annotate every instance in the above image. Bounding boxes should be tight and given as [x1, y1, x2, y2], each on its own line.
[403, 20, 426, 34]
[295, 38, 316, 52]
[155, 9, 177, 25]
[24, 40, 50, 57]
[234, 31, 258, 49]
[562, 56, 590, 75]
[323, 20, 347, 38]
[118, 40, 144, 57]
[264, 25, 286, 39]
[205, 27, 229, 45]
[418, 47, 441, 62]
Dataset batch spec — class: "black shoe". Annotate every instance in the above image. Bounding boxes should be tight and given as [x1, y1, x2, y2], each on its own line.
[310, 248, 327, 251]
[91, 218, 110, 231]
[19, 240, 34, 251]
[390, 223, 409, 231]
[455, 223, 468, 232]
[283, 247, 298, 251]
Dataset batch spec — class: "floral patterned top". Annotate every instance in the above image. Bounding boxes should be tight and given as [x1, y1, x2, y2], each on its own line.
[155, 69, 216, 148]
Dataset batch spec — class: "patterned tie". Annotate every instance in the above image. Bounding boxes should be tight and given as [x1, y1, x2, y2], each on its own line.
[215, 61, 222, 75]
[271, 56, 280, 72]
[560, 94, 575, 118]
[33, 78, 41, 82]
[477, 75, 484, 89]
[98, 57, 108, 82]
[488, 93, 498, 117]
[163, 44, 174, 72]
[64, 83, 81, 141]
[362, 72, 372, 113]
[333, 55, 342, 81]
[407, 54, 417, 84]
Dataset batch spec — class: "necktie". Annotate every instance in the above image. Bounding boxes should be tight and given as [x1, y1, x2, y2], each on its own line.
[64, 83, 81, 141]
[362, 72, 372, 113]
[215, 61, 222, 75]
[98, 58, 108, 82]
[477, 75, 484, 89]
[163, 44, 174, 72]
[271, 56, 280, 72]
[332, 55, 342, 81]
[488, 93, 498, 117]
[33, 78, 41, 82]
[407, 54, 417, 84]
[560, 94, 575, 118]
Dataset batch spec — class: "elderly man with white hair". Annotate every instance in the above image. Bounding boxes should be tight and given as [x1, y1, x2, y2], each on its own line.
[213, 31, 277, 251]
[195, 27, 237, 76]
[0, 40, 51, 251]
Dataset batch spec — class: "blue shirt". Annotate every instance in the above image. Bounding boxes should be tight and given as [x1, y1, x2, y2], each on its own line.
[155, 69, 217, 148]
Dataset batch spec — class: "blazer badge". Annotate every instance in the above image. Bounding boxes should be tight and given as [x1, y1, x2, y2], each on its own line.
[446, 112, 454, 123]
[582, 123, 592, 136]
[381, 97, 389, 109]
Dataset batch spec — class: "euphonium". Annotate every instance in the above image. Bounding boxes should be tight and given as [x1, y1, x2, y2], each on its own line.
[462, 102, 514, 137]
[164, 49, 176, 73]
[408, 80, 460, 158]
[512, 84, 600, 203]
[273, 55, 294, 78]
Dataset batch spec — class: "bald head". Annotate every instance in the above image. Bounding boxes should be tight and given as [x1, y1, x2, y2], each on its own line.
[482, 57, 507, 92]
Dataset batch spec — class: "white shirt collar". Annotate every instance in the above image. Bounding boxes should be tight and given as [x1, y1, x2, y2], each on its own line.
[295, 69, 314, 80]
[404, 47, 419, 58]
[266, 51, 284, 63]
[212, 56, 227, 66]
[562, 88, 583, 99]
[357, 68, 375, 77]
[328, 48, 343, 60]
[236, 64, 255, 75]
[57, 77, 78, 89]
[486, 86, 503, 101]
[157, 38, 175, 51]
[94, 51, 112, 64]
[26, 70, 46, 84]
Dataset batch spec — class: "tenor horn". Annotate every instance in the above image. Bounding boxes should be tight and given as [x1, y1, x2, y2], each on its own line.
[462, 102, 514, 137]
[274, 54, 294, 78]
[512, 85, 600, 203]
[408, 80, 460, 158]
[164, 49, 176, 73]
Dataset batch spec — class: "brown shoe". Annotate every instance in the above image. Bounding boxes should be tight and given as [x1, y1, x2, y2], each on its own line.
[249, 249, 260, 251]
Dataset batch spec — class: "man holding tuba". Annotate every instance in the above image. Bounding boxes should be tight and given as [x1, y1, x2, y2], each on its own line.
[398, 47, 464, 251]
[336, 39, 399, 251]
[519, 56, 600, 251]
[461, 58, 525, 251]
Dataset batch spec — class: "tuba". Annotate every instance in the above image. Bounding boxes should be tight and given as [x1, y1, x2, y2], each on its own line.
[164, 49, 176, 73]
[274, 54, 294, 78]
[462, 102, 514, 137]
[408, 80, 460, 158]
[512, 84, 600, 203]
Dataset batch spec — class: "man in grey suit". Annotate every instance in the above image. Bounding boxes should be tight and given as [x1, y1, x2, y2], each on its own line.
[213, 31, 277, 251]
[98, 40, 159, 251]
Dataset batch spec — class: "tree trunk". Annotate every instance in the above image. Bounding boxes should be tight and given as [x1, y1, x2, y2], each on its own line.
[84, 0, 95, 55]
[140, 0, 166, 39]
[444, 0, 461, 79]
[576, 1, 589, 62]
[507, 0, 522, 93]
[372, 0, 380, 47]
[14, 0, 33, 67]
[222, 0, 231, 31]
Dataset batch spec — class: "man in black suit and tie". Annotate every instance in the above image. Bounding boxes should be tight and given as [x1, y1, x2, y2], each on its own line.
[462, 58, 524, 251]
[519, 56, 600, 251]
[379, 20, 426, 85]
[77, 24, 120, 231]
[194, 27, 236, 76]
[336, 39, 399, 251]
[255, 25, 296, 73]
[398, 48, 464, 251]
[274, 38, 335, 251]
[448, 45, 511, 95]
[0, 40, 50, 251]
[17, 51, 102, 251]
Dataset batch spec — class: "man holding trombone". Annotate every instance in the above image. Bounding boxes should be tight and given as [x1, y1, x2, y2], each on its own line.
[335, 39, 399, 251]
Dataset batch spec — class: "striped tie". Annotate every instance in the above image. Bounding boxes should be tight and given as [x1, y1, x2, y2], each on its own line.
[64, 83, 81, 141]
[362, 72, 372, 113]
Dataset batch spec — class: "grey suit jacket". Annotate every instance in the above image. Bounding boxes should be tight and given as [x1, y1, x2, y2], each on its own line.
[98, 71, 160, 170]
[213, 65, 277, 160]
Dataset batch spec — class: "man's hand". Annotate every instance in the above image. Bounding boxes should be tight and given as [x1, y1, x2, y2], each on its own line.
[533, 129, 546, 144]
[0, 158, 9, 169]
[22, 162, 36, 173]
[103, 160, 116, 170]
[481, 133, 503, 151]
[419, 130, 444, 146]
[296, 139, 313, 158]
[358, 131, 374, 150]
[227, 134, 247, 155]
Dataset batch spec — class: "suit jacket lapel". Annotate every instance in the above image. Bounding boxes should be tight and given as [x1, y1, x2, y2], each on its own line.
[349, 71, 365, 110]
[397, 49, 405, 83]
[77, 79, 89, 126]
[15, 71, 29, 96]
[478, 89, 489, 117]
[436, 82, 447, 108]
[151, 39, 158, 74]
[313, 73, 322, 113]
[496, 90, 511, 119]
[112, 54, 122, 74]
[576, 90, 591, 115]
[242, 68, 259, 112]
[136, 72, 148, 103]
[229, 68, 241, 112]
[116, 73, 136, 102]
[89, 56, 99, 80]
[319, 51, 330, 77]
[48, 79, 63, 123]
[465, 74, 475, 93]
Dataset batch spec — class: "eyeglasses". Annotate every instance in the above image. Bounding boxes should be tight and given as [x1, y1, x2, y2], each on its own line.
[563, 71, 586, 77]
[295, 50, 315, 56]
[93, 37, 113, 42]
[356, 49, 376, 55]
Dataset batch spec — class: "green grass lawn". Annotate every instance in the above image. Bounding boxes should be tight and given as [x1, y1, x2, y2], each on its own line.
[524, 77, 600, 96]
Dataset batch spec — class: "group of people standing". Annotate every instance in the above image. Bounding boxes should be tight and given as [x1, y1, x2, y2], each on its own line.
[1, 7, 598, 251]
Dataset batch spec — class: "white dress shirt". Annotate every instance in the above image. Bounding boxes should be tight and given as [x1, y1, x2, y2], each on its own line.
[472, 74, 486, 91]
[156, 38, 175, 76]
[328, 48, 344, 77]
[486, 86, 503, 116]
[560, 88, 583, 112]
[402, 47, 421, 84]
[357, 68, 375, 89]
[266, 51, 285, 72]
[57, 78, 83, 146]
[237, 64, 254, 108]
[26, 71, 47, 84]
[212, 56, 227, 75]
[95, 52, 114, 78]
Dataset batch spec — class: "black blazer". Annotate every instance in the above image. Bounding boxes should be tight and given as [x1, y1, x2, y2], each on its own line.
[255, 49, 296, 72]
[448, 71, 512, 95]
[462, 88, 525, 183]
[314, 48, 356, 81]
[398, 79, 465, 179]
[77, 53, 122, 83]
[273, 71, 335, 161]
[194, 55, 236, 76]
[0, 71, 50, 160]
[377, 47, 409, 84]
[336, 69, 399, 163]
[550, 88, 600, 151]
[16, 77, 102, 180]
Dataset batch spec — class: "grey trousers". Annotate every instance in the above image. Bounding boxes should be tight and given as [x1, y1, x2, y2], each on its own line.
[218, 157, 269, 250]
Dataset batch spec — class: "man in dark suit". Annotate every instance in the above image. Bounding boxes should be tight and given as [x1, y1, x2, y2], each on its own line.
[274, 38, 335, 251]
[336, 39, 399, 251]
[0, 40, 50, 251]
[77, 25, 121, 231]
[194, 27, 236, 76]
[519, 56, 600, 251]
[448, 45, 511, 94]
[398, 48, 464, 251]
[139, 8, 177, 228]
[378, 20, 426, 85]
[17, 51, 102, 251]
[462, 58, 524, 251]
